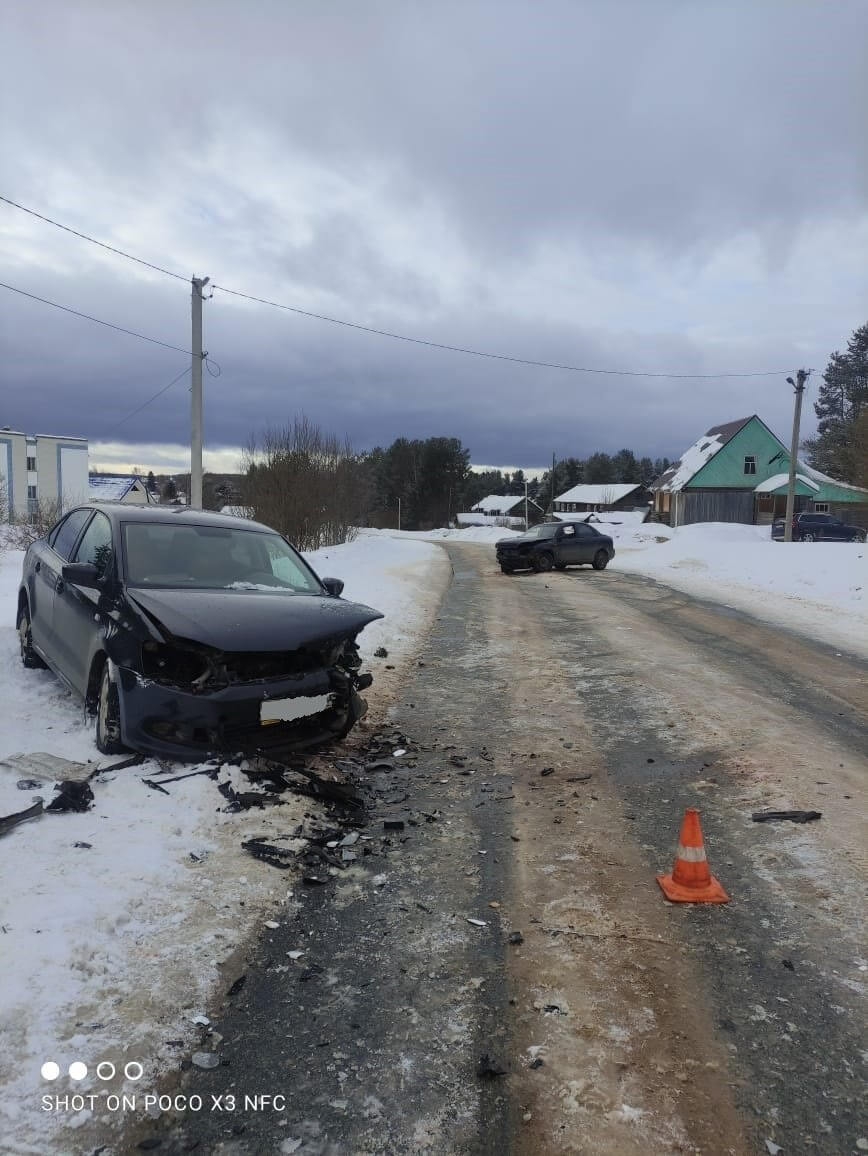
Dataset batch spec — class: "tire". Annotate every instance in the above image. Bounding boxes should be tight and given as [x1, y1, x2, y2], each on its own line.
[95, 663, 128, 755]
[803, 532, 815, 542]
[18, 605, 46, 669]
[554, 562, 567, 571]
[850, 533, 865, 543]
[592, 550, 609, 571]
[532, 551, 554, 573]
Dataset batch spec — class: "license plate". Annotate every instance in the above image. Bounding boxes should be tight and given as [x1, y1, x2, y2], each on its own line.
[260, 693, 333, 724]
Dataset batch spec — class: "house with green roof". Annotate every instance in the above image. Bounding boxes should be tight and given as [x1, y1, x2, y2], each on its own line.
[652, 415, 868, 528]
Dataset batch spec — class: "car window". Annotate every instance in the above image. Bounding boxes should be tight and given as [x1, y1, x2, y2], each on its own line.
[73, 511, 114, 577]
[51, 509, 92, 560]
[561, 525, 576, 536]
[123, 522, 322, 593]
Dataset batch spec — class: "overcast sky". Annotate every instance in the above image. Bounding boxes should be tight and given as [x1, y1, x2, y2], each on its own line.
[2, 1, 866, 474]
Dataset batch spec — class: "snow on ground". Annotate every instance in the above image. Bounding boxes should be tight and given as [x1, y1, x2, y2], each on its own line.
[0, 533, 446, 1153]
[358, 525, 521, 544]
[612, 522, 867, 658]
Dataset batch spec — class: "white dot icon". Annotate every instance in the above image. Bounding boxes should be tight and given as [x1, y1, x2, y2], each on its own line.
[69, 1061, 88, 1081]
[124, 1061, 144, 1081]
[96, 1061, 116, 1081]
[41, 1062, 60, 1081]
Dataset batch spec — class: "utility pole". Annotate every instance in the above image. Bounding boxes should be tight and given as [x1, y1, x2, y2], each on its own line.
[524, 479, 529, 530]
[551, 451, 556, 517]
[783, 369, 809, 542]
[190, 276, 210, 509]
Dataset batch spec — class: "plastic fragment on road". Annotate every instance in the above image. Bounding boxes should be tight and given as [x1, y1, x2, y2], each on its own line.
[467, 917, 488, 927]
[191, 1052, 220, 1069]
[752, 810, 821, 823]
[656, 808, 729, 904]
[765, 1141, 782, 1155]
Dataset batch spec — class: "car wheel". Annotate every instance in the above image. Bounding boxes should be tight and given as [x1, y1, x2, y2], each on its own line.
[532, 551, 554, 573]
[554, 562, 567, 570]
[95, 663, 128, 755]
[592, 550, 609, 571]
[850, 533, 865, 543]
[18, 606, 46, 669]
[803, 532, 815, 542]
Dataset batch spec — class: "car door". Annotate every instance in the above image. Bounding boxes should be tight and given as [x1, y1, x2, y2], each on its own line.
[574, 523, 600, 563]
[51, 510, 115, 692]
[556, 524, 582, 565]
[30, 508, 92, 666]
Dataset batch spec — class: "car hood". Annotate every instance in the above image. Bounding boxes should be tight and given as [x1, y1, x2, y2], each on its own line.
[496, 534, 541, 548]
[126, 588, 383, 652]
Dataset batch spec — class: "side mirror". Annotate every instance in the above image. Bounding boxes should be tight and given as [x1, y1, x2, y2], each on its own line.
[321, 576, 344, 597]
[62, 562, 101, 589]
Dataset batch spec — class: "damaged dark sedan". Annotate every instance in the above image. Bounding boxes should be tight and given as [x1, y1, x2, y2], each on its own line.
[17, 504, 383, 760]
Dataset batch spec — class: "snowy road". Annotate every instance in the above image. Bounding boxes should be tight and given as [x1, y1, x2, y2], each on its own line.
[129, 542, 867, 1155]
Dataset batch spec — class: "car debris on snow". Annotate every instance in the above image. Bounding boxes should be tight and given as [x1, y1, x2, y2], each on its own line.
[466, 917, 488, 927]
[0, 799, 44, 838]
[191, 1051, 220, 1069]
[476, 1053, 507, 1078]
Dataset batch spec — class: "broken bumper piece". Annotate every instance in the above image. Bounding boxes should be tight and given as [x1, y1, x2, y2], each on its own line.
[116, 665, 368, 761]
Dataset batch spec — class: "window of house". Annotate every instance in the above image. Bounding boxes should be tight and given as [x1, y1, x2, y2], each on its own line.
[27, 484, 37, 499]
[26, 456, 36, 471]
[744, 456, 756, 474]
[813, 502, 829, 514]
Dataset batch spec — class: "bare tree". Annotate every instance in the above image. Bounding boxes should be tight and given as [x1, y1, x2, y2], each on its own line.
[242, 417, 372, 550]
[6, 497, 63, 549]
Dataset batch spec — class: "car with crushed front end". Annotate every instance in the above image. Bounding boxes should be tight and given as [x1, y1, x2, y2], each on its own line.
[496, 521, 615, 574]
[17, 503, 383, 760]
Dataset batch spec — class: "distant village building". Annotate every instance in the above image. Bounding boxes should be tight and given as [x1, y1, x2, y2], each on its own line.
[89, 474, 154, 505]
[456, 493, 544, 528]
[652, 415, 868, 527]
[551, 482, 650, 515]
[0, 428, 88, 521]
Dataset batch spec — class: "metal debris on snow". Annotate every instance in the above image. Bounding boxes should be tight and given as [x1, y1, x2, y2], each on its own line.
[752, 810, 821, 823]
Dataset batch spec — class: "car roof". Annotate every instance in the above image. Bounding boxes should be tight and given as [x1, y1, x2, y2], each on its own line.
[76, 503, 276, 534]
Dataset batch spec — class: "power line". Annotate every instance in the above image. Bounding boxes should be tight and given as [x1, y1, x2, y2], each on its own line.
[0, 194, 188, 282]
[0, 280, 192, 355]
[211, 283, 788, 379]
[103, 364, 192, 437]
[2, 192, 792, 379]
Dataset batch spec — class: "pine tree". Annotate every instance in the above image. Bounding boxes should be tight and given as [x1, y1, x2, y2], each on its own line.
[803, 321, 868, 481]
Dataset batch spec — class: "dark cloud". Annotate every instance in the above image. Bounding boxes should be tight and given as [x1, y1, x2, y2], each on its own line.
[1, 1, 866, 469]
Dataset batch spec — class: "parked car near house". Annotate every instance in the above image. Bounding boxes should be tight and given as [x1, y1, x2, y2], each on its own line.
[496, 521, 615, 574]
[16, 503, 382, 760]
[771, 512, 866, 542]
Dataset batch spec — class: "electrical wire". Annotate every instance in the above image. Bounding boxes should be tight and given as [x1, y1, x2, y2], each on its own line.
[0, 280, 192, 355]
[210, 284, 789, 379]
[2, 192, 792, 379]
[0, 194, 188, 282]
[102, 364, 191, 436]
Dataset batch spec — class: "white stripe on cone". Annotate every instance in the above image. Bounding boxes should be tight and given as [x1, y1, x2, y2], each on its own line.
[675, 844, 707, 862]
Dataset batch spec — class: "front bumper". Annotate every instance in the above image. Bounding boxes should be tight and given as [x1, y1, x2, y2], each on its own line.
[116, 665, 366, 761]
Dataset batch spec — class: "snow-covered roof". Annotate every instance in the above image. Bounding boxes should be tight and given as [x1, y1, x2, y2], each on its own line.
[795, 460, 868, 495]
[88, 474, 149, 501]
[653, 416, 754, 493]
[469, 494, 526, 514]
[553, 483, 641, 505]
[754, 472, 819, 494]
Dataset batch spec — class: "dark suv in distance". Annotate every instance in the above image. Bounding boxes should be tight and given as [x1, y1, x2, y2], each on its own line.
[496, 521, 615, 574]
[771, 512, 866, 542]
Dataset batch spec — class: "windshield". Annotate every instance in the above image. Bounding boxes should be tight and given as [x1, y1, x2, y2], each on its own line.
[122, 523, 322, 593]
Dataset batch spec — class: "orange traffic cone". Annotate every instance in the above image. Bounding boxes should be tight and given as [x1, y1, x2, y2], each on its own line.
[656, 808, 729, 904]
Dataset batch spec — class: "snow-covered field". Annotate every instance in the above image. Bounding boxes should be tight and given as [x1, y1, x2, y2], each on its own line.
[0, 533, 448, 1154]
[611, 521, 867, 658]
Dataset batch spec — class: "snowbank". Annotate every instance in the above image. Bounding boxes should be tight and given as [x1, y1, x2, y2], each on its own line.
[0, 532, 446, 1153]
[358, 525, 522, 544]
[613, 522, 867, 656]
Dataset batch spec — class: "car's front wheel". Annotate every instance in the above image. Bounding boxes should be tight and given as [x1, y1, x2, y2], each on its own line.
[803, 532, 816, 542]
[592, 550, 609, 570]
[95, 663, 128, 755]
[532, 551, 554, 573]
[18, 606, 46, 669]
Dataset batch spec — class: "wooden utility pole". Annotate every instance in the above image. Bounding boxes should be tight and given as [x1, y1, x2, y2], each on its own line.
[783, 369, 809, 542]
[190, 276, 209, 509]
